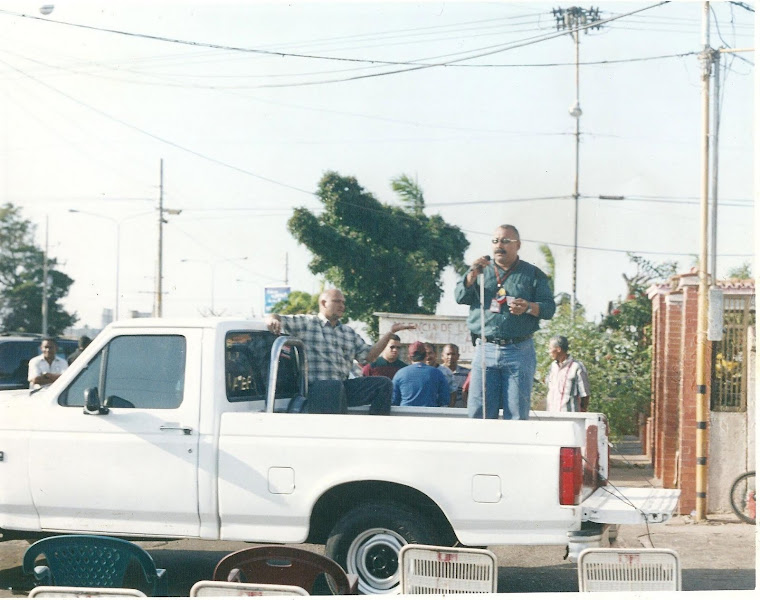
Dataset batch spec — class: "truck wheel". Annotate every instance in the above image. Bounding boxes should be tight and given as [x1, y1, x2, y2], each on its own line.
[325, 501, 440, 595]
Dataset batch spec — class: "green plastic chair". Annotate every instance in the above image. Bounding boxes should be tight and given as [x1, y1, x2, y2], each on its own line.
[23, 535, 168, 596]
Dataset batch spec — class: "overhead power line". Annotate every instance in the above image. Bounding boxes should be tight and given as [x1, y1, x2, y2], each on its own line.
[461, 228, 752, 258]
[0, 2, 671, 89]
[0, 55, 318, 198]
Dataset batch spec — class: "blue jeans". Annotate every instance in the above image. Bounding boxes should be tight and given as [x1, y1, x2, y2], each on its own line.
[468, 338, 536, 420]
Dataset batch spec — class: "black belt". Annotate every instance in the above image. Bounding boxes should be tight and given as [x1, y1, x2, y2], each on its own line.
[474, 334, 533, 346]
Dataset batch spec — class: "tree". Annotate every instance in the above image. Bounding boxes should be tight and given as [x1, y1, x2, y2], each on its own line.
[534, 305, 651, 439]
[532, 251, 676, 438]
[287, 171, 469, 334]
[271, 290, 320, 315]
[726, 262, 752, 280]
[601, 254, 677, 347]
[538, 244, 555, 292]
[0, 204, 76, 335]
[391, 174, 424, 216]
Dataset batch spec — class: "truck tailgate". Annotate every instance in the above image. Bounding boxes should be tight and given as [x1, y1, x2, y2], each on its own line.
[582, 487, 681, 525]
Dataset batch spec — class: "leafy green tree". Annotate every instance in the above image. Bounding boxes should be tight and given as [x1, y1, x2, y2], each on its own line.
[601, 254, 677, 347]
[288, 171, 469, 334]
[391, 174, 424, 216]
[533, 252, 677, 439]
[0, 204, 76, 335]
[271, 290, 320, 315]
[538, 244, 555, 292]
[534, 305, 651, 438]
[726, 262, 752, 280]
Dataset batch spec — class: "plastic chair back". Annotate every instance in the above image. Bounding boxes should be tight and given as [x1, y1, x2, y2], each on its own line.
[23, 535, 167, 596]
[190, 581, 309, 596]
[29, 586, 147, 597]
[399, 544, 497, 594]
[577, 548, 681, 592]
[213, 545, 355, 595]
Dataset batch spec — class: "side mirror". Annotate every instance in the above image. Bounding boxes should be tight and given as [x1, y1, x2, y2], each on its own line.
[83, 387, 108, 415]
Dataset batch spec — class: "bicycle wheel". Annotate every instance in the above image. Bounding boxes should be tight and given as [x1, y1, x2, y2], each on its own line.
[729, 471, 756, 524]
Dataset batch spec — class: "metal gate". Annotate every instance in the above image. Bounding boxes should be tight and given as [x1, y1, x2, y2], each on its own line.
[711, 295, 755, 411]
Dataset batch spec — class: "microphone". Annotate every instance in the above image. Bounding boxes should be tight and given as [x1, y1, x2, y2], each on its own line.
[483, 255, 491, 261]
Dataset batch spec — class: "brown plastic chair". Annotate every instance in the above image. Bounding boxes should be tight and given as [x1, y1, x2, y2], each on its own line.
[212, 545, 357, 595]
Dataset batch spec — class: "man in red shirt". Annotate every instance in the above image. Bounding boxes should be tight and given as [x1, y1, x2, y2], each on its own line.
[361, 334, 407, 379]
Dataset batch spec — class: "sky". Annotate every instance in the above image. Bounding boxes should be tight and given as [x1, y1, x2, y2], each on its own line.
[0, 0, 754, 331]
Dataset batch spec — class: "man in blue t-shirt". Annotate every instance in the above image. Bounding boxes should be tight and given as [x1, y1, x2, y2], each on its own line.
[392, 341, 450, 407]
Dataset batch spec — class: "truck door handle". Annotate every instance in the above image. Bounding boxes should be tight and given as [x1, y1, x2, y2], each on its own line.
[160, 425, 193, 435]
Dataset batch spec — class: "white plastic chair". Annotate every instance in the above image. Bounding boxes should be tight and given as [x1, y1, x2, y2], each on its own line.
[577, 548, 681, 592]
[29, 587, 146, 597]
[189, 581, 310, 596]
[399, 544, 497, 594]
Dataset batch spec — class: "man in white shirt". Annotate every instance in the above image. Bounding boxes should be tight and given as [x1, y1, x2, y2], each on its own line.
[546, 335, 590, 412]
[28, 338, 68, 389]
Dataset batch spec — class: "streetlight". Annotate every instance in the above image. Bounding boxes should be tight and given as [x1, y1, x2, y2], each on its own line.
[181, 257, 248, 314]
[68, 209, 151, 322]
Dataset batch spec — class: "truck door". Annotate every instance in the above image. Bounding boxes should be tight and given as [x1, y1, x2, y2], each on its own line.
[28, 330, 202, 537]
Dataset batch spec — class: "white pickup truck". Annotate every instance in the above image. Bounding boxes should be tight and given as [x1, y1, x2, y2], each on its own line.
[0, 318, 679, 594]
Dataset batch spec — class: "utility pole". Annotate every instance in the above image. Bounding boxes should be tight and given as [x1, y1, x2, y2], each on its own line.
[695, 0, 712, 522]
[155, 159, 164, 318]
[553, 6, 602, 319]
[41, 216, 49, 336]
[709, 48, 720, 281]
[153, 160, 182, 318]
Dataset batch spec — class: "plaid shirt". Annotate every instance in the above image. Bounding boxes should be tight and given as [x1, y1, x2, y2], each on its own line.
[279, 314, 371, 382]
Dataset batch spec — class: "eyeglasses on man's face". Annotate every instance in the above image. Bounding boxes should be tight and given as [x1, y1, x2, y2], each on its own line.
[491, 237, 519, 245]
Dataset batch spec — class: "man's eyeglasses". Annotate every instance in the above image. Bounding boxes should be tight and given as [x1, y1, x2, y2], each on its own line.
[491, 237, 519, 245]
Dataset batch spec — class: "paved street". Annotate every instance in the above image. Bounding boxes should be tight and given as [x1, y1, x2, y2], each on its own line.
[1, 437, 755, 595]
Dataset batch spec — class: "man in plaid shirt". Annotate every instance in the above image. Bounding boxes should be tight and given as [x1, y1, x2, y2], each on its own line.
[265, 289, 415, 414]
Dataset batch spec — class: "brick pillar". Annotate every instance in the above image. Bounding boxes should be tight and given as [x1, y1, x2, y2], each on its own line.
[657, 293, 683, 487]
[677, 284, 711, 514]
[677, 283, 713, 515]
[650, 293, 667, 466]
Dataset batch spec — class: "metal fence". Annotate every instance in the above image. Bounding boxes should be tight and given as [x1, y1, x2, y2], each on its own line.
[711, 295, 755, 412]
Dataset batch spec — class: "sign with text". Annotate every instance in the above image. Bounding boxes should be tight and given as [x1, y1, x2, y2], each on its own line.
[376, 312, 474, 362]
[264, 286, 291, 314]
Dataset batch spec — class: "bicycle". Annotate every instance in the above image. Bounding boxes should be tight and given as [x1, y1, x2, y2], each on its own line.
[729, 471, 756, 524]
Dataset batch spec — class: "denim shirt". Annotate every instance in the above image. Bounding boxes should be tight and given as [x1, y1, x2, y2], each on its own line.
[455, 259, 555, 339]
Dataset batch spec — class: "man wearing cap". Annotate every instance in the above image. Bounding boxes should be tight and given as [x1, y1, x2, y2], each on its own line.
[455, 224, 555, 420]
[392, 341, 450, 407]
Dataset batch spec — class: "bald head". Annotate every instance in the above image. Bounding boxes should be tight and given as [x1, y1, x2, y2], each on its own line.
[319, 289, 346, 324]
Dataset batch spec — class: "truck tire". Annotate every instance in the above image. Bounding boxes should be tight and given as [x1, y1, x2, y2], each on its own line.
[325, 500, 441, 595]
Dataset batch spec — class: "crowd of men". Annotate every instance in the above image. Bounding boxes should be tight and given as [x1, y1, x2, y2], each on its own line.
[28, 223, 590, 420]
[266, 223, 591, 419]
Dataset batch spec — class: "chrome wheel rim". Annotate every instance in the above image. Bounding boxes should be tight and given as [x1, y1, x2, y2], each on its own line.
[345, 527, 407, 594]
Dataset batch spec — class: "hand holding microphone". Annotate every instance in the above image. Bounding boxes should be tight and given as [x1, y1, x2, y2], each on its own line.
[466, 255, 491, 287]
[471, 255, 491, 272]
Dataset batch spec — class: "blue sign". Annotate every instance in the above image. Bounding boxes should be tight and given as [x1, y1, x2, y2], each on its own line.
[264, 286, 291, 314]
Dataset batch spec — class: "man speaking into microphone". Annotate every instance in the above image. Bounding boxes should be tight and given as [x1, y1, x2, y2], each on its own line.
[455, 224, 555, 420]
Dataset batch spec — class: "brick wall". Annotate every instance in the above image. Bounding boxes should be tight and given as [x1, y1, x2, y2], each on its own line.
[659, 293, 683, 488]
[648, 275, 714, 515]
